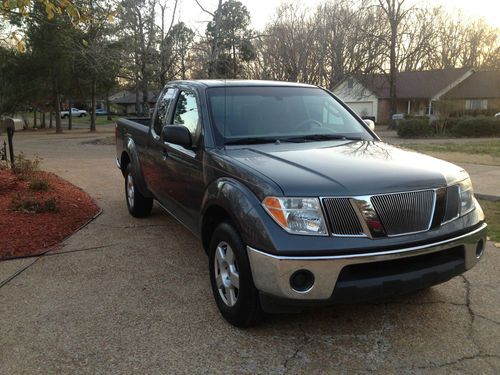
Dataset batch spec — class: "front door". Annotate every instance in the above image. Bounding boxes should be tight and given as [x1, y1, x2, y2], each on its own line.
[144, 86, 178, 203]
[157, 89, 205, 231]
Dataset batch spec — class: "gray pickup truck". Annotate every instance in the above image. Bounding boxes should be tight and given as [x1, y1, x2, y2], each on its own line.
[115, 80, 487, 327]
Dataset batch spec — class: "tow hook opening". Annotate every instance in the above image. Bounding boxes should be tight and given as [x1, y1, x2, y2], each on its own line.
[476, 239, 485, 259]
[290, 269, 315, 293]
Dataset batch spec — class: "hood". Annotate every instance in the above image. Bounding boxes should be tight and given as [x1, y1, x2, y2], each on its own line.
[224, 141, 466, 197]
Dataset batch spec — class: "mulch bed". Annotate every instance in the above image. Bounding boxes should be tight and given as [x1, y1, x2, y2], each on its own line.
[0, 169, 100, 260]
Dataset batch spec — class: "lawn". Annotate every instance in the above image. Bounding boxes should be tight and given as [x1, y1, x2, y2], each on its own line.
[478, 199, 500, 243]
[402, 142, 500, 158]
[70, 115, 120, 126]
[401, 141, 500, 166]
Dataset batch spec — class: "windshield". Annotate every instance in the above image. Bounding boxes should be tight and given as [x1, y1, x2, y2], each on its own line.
[207, 86, 373, 145]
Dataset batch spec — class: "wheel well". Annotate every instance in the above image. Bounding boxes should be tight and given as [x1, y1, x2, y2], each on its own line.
[120, 151, 131, 177]
[201, 206, 232, 254]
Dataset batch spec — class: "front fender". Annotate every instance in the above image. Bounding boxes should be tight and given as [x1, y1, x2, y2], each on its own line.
[124, 135, 152, 197]
[200, 177, 279, 251]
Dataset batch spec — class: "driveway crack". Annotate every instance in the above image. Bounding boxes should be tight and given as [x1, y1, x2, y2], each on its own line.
[282, 323, 310, 373]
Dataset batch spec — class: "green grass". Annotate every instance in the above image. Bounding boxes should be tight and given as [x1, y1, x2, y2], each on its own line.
[71, 115, 119, 126]
[401, 142, 500, 158]
[478, 199, 500, 242]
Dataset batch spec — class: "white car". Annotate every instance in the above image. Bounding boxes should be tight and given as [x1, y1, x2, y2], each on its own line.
[60, 108, 88, 119]
[495, 112, 500, 118]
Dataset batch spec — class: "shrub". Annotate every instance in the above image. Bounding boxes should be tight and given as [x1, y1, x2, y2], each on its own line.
[12, 153, 41, 180]
[396, 119, 434, 138]
[10, 195, 58, 213]
[431, 117, 461, 136]
[450, 118, 500, 137]
[449, 108, 500, 118]
[29, 178, 50, 192]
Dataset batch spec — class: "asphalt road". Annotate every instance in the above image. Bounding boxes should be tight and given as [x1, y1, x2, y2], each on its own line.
[1, 128, 499, 374]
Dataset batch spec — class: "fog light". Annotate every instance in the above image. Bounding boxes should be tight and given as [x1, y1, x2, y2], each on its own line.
[290, 270, 315, 292]
[476, 239, 484, 259]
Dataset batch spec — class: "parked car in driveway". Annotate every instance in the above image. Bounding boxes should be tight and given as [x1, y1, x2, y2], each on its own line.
[95, 109, 109, 116]
[115, 80, 487, 327]
[60, 108, 87, 118]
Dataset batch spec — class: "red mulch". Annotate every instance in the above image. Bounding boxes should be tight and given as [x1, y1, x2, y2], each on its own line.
[0, 169, 100, 260]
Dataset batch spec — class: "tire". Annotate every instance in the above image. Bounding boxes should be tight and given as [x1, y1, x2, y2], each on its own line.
[62, 115, 68, 119]
[124, 164, 153, 218]
[209, 222, 263, 327]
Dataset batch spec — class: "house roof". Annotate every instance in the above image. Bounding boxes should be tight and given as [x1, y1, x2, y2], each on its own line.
[443, 71, 500, 99]
[111, 91, 159, 105]
[354, 67, 472, 99]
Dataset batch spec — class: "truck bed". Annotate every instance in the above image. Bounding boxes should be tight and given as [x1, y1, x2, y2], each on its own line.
[118, 117, 151, 127]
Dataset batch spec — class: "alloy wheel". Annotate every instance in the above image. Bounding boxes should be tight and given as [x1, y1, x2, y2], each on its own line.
[126, 173, 135, 208]
[214, 241, 240, 307]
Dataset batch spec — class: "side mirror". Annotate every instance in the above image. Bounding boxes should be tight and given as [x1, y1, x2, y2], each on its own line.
[364, 119, 375, 131]
[161, 125, 192, 148]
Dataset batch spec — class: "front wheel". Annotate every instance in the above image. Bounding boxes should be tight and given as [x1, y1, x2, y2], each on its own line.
[124, 165, 153, 218]
[209, 222, 263, 327]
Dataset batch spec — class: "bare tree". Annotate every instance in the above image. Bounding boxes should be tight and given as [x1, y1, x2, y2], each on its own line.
[377, 0, 413, 116]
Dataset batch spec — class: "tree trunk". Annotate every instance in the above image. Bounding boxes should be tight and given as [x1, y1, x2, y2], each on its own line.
[90, 79, 97, 132]
[389, 20, 398, 117]
[209, 0, 223, 78]
[106, 90, 112, 121]
[135, 84, 140, 115]
[142, 87, 149, 117]
[49, 112, 53, 128]
[41, 112, 46, 129]
[232, 43, 237, 78]
[68, 98, 73, 130]
[54, 80, 62, 133]
[33, 110, 37, 129]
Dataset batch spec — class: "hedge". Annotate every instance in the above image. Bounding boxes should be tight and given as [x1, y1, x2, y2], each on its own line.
[450, 118, 500, 137]
[396, 119, 434, 138]
[396, 117, 500, 138]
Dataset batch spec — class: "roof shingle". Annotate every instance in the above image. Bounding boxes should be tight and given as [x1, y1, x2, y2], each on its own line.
[356, 67, 472, 99]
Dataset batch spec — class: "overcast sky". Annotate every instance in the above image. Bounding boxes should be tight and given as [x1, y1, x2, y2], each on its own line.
[175, 0, 500, 33]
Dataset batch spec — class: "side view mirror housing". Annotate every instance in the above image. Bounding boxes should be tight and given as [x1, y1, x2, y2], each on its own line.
[363, 119, 375, 131]
[161, 125, 192, 148]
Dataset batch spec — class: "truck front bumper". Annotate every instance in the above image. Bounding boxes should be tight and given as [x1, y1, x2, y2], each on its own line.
[247, 223, 487, 306]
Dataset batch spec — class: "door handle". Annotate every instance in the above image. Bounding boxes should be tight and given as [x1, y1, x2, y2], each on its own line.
[160, 149, 169, 159]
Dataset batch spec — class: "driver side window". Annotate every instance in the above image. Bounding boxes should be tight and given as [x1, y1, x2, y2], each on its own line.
[172, 90, 200, 142]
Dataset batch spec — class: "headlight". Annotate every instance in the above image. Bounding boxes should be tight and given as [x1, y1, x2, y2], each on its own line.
[262, 197, 328, 235]
[458, 178, 475, 215]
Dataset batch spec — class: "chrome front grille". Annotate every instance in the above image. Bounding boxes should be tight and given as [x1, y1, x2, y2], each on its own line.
[322, 189, 437, 237]
[323, 198, 364, 236]
[370, 190, 436, 236]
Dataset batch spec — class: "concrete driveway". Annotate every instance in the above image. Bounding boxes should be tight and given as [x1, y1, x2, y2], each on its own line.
[1, 129, 499, 374]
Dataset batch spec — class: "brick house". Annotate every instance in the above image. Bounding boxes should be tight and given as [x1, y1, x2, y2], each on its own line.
[441, 71, 500, 114]
[110, 90, 159, 115]
[332, 68, 500, 123]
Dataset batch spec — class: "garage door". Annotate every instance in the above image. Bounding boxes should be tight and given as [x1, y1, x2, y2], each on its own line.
[345, 102, 374, 118]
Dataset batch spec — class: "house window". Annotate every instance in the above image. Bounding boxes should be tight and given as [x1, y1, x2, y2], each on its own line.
[465, 99, 487, 110]
[347, 78, 354, 89]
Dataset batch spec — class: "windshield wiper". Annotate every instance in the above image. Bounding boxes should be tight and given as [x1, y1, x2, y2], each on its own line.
[224, 137, 281, 145]
[284, 134, 363, 143]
